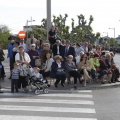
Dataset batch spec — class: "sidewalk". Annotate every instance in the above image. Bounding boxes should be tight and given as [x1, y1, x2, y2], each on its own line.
[1, 50, 120, 92]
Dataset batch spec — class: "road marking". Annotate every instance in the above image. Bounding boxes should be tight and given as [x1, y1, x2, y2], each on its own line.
[0, 115, 97, 120]
[0, 92, 92, 98]
[0, 98, 94, 105]
[38, 93, 93, 98]
[0, 105, 96, 113]
[1, 89, 92, 93]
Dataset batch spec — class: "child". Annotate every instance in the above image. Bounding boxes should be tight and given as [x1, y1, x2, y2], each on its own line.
[33, 67, 43, 80]
[11, 63, 20, 93]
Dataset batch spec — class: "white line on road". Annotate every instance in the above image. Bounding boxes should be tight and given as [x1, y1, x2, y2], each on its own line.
[0, 115, 97, 120]
[37, 93, 93, 98]
[0, 105, 96, 113]
[0, 92, 93, 98]
[0, 98, 94, 105]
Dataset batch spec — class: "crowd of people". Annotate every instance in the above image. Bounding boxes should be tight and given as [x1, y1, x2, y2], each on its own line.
[0, 26, 120, 93]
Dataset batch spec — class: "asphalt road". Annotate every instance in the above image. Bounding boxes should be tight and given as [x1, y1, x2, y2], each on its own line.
[0, 88, 120, 120]
[93, 87, 120, 120]
[0, 52, 120, 120]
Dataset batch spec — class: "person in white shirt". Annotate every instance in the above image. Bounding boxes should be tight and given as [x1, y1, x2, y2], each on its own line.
[15, 45, 31, 89]
[20, 39, 28, 52]
[75, 43, 84, 56]
[75, 51, 84, 65]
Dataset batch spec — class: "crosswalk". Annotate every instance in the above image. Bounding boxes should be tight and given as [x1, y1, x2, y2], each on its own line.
[0, 90, 97, 120]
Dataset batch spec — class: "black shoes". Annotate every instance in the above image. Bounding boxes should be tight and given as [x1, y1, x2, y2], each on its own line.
[74, 86, 77, 90]
[8, 76, 11, 79]
[54, 83, 58, 88]
[61, 84, 65, 87]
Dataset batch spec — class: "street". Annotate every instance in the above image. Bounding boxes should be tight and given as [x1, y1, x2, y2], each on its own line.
[0, 52, 120, 120]
[0, 88, 120, 120]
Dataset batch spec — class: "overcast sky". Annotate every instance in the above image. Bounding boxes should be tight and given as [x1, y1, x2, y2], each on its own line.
[0, 0, 120, 38]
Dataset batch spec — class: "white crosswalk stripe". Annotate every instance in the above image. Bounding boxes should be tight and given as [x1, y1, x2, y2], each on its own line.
[0, 115, 97, 120]
[0, 90, 97, 120]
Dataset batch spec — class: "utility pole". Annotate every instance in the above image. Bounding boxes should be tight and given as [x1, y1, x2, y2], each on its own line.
[47, 0, 51, 40]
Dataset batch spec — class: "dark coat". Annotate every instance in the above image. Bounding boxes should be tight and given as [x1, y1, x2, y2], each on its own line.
[65, 61, 77, 78]
[50, 61, 65, 78]
[99, 59, 111, 70]
[62, 46, 75, 59]
[28, 50, 39, 67]
[52, 44, 63, 56]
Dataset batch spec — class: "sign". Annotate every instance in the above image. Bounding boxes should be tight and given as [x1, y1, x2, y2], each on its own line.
[18, 30, 26, 39]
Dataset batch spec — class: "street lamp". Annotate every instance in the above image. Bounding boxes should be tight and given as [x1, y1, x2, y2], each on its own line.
[26, 17, 35, 39]
[109, 28, 115, 39]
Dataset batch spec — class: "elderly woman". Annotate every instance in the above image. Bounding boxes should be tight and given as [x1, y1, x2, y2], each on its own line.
[65, 55, 81, 89]
[78, 54, 91, 87]
[99, 55, 112, 84]
[51, 55, 66, 88]
[28, 44, 39, 67]
[15, 46, 31, 90]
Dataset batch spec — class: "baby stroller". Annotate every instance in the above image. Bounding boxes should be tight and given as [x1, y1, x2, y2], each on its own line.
[26, 67, 49, 95]
[27, 75, 49, 95]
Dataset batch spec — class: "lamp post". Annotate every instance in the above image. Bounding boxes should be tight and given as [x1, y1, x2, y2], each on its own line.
[109, 28, 115, 39]
[47, 0, 51, 40]
[26, 17, 35, 40]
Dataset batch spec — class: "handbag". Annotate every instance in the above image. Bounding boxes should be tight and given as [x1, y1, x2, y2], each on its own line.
[0, 56, 5, 61]
[35, 57, 41, 67]
[56, 69, 65, 75]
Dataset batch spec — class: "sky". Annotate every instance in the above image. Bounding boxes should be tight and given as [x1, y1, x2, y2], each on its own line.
[0, 0, 120, 38]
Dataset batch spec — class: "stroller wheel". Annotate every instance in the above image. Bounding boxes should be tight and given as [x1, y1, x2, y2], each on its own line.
[35, 89, 41, 95]
[43, 88, 49, 94]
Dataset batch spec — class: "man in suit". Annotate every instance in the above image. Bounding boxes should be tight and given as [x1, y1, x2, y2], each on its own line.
[62, 40, 75, 60]
[26, 33, 37, 51]
[52, 40, 63, 57]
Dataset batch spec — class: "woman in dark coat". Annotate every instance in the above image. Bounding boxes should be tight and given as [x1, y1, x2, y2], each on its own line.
[28, 44, 39, 67]
[51, 55, 66, 88]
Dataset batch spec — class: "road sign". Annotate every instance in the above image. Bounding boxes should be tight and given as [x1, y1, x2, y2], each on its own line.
[18, 31, 26, 39]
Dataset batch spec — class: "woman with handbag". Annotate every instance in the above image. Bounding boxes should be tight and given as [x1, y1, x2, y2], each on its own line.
[28, 44, 39, 67]
[78, 54, 91, 87]
[15, 45, 31, 90]
[51, 55, 66, 88]
[65, 55, 81, 89]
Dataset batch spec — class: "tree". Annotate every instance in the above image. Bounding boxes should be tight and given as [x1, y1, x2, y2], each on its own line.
[0, 25, 10, 48]
[109, 38, 118, 46]
[27, 28, 47, 41]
